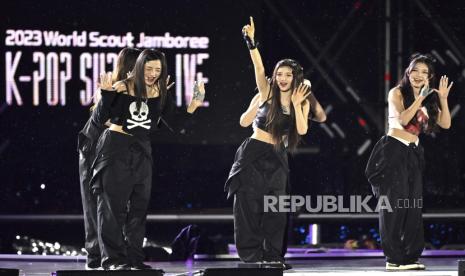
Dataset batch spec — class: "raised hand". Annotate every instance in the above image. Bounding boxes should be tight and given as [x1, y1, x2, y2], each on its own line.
[242, 16, 255, 40]
[434, 75, 453, 99]
[291, 83, 311, 106]
[166, 75, 175, 90]
[191, 81, 206, 107]
[98, 72, 114, 90]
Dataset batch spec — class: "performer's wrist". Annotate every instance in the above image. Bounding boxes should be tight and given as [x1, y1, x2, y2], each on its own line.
[100, 88, 116, 93]
[243, 33, 258, 50]
[187, 104, 197, 114]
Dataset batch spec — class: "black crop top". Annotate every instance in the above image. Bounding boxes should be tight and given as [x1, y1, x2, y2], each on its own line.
[112, 94, 161, 136]
[91, 88, 198, 139]
[253, 102, 291, 134]
[93, 89, 162, 138]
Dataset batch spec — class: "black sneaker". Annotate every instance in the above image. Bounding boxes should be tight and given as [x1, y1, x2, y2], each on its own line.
[85, 264, 102, 270]
[131, 262, 152, 270]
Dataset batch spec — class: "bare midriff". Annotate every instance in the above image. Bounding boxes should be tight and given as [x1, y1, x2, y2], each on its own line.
[251, 127, 286, 145]
[388, 128, 418, 143]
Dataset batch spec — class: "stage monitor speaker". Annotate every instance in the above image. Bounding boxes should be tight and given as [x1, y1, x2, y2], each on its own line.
[202, 268, 283, 276]
[54, 270, 164, 276]
[0, 268, 19, 276]
[459, 260, 465, 276]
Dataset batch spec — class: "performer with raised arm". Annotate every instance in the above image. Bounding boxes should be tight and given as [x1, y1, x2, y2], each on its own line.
[366, 54, 454, 271]
[225, 17, 326, 268]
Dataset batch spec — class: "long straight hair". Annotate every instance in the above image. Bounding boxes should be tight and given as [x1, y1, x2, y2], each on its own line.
[91, 47, 141, 111]
[398, 53, 439, 133]
[266, 59, 304, 152]
[128, 49, 168, 112]
[113, 47, 141, 82]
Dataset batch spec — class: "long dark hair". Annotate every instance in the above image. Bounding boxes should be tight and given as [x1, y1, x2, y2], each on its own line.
[266, 59, 304, 152]
[91, 47, 141, 111]
[113, 47, 141, 82]
[398, 53, 440, 133]
[129, 49, 168, 112]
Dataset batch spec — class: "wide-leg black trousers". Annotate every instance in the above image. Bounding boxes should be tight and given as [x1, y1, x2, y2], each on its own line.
[78, 119, 105, 267]
[226, 138, 289, 263]
[91, 130, 152, 268]
[366, 135, 425, 265]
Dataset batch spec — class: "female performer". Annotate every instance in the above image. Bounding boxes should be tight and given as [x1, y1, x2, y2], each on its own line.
[78, 47, 141, 270]
[90, 49, 205, 270]
[225, 17, 326, 266]
[365, 54, 453, 271]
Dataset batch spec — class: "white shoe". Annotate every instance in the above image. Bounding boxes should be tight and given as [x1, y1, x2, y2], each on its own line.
[414, 261, 426, 270]
[386, 262, 425, 271]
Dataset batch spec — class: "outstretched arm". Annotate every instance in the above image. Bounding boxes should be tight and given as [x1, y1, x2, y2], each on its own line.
[158, 81, 206, 136]
[243, 16, 270, 102]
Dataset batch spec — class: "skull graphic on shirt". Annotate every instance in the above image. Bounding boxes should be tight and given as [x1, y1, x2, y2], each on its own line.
[126, 101, 152, 130]
[129, 101, 149, 121]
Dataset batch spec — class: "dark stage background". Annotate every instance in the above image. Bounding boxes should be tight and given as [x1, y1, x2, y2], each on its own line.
[1, 0, 465, 251]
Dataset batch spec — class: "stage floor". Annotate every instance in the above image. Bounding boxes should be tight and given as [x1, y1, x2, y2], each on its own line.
[0, 254, 462, 276]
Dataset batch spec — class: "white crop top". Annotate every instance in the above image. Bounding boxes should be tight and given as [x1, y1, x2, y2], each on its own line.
[388, 104, 429, 130]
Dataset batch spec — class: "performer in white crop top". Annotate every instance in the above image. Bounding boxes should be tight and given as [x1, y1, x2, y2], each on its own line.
[366, 53, 454, 271]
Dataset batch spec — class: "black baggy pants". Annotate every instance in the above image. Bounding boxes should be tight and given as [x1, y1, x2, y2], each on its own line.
[78, 119, 105, 267]
[91, 130, 152, 268]
[365, 135, 425, 265]
[79, 149, 101, 266]
[226, 138, 288, 263]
